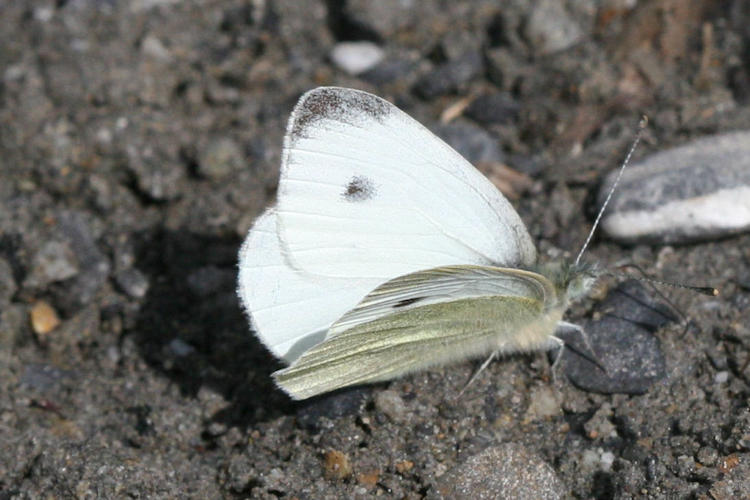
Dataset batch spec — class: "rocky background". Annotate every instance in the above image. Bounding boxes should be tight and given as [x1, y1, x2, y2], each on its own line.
[1, 0, 749, 498]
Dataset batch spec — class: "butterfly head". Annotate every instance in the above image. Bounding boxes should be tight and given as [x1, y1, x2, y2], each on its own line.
[563, 261, 600, 302]
[538, 260, 601, 304]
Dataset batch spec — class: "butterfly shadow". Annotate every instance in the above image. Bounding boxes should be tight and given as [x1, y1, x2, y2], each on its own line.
[131, 228, 296, 429]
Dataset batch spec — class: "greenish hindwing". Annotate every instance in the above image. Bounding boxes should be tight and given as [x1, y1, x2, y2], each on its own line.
[273, 265, 564, 400]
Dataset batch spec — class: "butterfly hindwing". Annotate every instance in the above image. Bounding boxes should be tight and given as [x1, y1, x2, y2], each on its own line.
[237, 208, 381, 362]
[273, 266, 563, 399]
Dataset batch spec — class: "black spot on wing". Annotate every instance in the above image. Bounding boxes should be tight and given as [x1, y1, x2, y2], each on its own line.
[342, 175, 376, 202]
[289, 87, 391, 142]
[394, 297, 423, 308]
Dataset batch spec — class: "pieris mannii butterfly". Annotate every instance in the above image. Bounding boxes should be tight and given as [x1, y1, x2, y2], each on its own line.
[238, 87, 603, 400]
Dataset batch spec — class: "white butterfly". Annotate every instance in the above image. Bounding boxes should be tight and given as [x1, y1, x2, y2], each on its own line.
[238, 87, 598, 400]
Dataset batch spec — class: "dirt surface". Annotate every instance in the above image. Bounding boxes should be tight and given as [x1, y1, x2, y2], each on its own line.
[1, 1, 749, 498]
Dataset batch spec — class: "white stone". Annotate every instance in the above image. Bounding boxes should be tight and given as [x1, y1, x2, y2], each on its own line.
[330, 41, 384, 75]
[599, 131, 750, 244]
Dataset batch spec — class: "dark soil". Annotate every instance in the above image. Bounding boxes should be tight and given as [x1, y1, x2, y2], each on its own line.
[1, 1, 749, 498]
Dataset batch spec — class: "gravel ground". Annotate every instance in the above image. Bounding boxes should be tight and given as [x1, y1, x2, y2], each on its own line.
[1, 1, 749, 498]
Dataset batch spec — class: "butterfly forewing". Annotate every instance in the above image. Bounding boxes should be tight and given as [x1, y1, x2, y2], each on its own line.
[276, 87, 536, 281]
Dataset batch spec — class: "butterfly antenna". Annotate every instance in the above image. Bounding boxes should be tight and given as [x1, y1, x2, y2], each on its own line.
[612, 263, 719, 297]
[574, 116, 648, 266]
[609, 263, 718, 338]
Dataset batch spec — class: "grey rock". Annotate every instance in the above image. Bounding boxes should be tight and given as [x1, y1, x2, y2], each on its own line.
[431, 121, 504, 165]
[57, 211, 105, 271]
[560, 280, 673, 394]
[524, 0, 584, 55]
[340, 0, 418, 39]
[466, 93, 520, 125]
[434, 443, 563, 500]
[361, 58, 415, 85]
[599, 131, 750, 244]
[296, 387, 369, 432]
[197, 138, 244, 182]
[24, 240, 79, 288]
[413, 51, 483, 98]
[55, 211, 111, 307]
[330, 41, 384, 76]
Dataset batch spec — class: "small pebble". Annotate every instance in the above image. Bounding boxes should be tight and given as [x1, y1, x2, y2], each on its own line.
[524, 385, 561, 422]
[395, 460, 414, 474]
[127, 143, 184, 201]
[524, 0, 584, 55]
[30, 300, 61, 336]
[714, 371, 730, 384]
[330, 41, 384, 75]
[374, 389, 408, 423]
[599, 130, 750, 244]
[323, 449, 352, 480]
[696, 446, 719, 467]
[465, 93, 520, 125]
[168, 338, 195, 357]
[581, 449, 600, 472]
[434, 443, 563, 499]
[115, 268, 150, 298]
[357, 470, 380, 488]
[54, 211, 111, 308]
[140, 34, 171, 61]
[413, 51, 483, 98]
[24, 240, 79, 288]
[561, 280, 672, 394]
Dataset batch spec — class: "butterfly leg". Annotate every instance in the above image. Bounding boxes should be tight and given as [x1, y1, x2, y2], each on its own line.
[548, 336, 566, 385]
[456, 351, 497, 398]
[555, 321, 609, 375]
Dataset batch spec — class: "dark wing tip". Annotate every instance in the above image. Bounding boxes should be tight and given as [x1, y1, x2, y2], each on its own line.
[289, 87, 392, 142]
